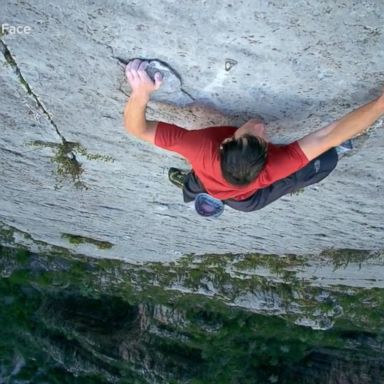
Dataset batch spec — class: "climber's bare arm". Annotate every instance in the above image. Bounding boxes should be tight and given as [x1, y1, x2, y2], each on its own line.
[123, 59, 163, 143]
[124, 92, 158, 143]
[298, 90, 384, 161]
[234, 119, 268, 141]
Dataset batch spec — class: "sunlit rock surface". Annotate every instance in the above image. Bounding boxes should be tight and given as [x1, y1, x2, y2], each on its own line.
[1, 0, 384, 260]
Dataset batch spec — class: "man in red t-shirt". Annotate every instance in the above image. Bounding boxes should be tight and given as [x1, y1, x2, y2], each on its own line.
[123, 59, 384, 213]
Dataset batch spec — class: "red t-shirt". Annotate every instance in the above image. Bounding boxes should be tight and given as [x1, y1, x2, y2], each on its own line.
[155, 122, 309, 201]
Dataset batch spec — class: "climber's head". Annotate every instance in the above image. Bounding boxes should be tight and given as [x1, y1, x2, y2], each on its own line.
[219, 134, 267, 186]
[219, 125, 267, 186]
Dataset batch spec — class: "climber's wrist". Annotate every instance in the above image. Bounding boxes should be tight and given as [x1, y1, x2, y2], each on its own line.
[129, 91, 150, 105]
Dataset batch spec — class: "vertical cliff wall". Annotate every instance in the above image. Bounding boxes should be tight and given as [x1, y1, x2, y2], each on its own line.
[1, 0, 383, 261]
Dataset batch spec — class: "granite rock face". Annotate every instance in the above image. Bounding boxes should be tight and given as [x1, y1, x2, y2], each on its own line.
[1, 0, 384, 261]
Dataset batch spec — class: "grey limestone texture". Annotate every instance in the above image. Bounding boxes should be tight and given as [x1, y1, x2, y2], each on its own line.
[0, 0, 384, 262]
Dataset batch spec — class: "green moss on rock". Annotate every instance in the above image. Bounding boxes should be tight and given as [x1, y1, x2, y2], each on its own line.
[62, 233, 113, 250]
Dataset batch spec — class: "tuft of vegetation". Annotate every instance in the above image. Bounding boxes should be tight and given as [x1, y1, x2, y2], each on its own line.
[0, 225, 15, 243]
[61, 233, 113, 250]
[29, 140, 114, 190]
[320, 248, 383, 270]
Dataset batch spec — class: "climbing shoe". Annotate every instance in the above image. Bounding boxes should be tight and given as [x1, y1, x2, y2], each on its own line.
[336, 139, 353, 158]
[168, 167, 188, 189]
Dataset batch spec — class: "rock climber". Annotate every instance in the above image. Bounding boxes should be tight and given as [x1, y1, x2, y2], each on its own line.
[123, 59, 384, 217]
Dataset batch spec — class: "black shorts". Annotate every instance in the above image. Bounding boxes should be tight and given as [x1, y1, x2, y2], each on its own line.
[182, 148, 338, 212]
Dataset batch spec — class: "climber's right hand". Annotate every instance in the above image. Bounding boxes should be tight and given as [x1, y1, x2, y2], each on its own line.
[125, 59, 163, 100]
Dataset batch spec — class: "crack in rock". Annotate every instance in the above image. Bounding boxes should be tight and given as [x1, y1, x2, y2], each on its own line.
[0, 38, 84, 187]
[0, 39, 63, 140]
